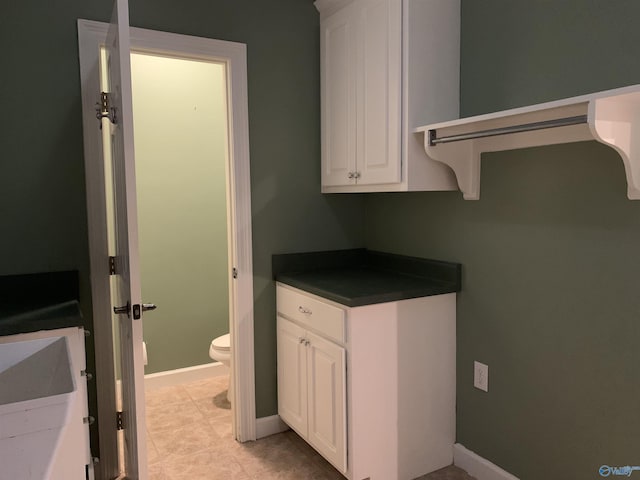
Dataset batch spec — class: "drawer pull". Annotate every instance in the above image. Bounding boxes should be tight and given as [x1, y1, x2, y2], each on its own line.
[298, 306, 312, 315]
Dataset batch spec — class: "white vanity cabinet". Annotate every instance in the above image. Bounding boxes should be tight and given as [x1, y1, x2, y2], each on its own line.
[316, 0, 460, 193]
[276, 282, 457, 480]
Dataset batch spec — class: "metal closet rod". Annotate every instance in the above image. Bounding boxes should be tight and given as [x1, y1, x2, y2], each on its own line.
[428, 114, 588, 146]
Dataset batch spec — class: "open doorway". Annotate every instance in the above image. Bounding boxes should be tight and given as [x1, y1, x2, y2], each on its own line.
[129, 52, 231, 382]
[78, 20, 256, 479]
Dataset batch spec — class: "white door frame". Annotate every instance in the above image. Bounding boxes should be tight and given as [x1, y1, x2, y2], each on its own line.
[78, 19, 256, 476]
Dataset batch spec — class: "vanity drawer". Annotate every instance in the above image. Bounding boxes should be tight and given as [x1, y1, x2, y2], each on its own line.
[276, 285, 345, 343]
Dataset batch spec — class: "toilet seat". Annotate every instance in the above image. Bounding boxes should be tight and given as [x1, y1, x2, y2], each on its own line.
[211, 333, 230, 352]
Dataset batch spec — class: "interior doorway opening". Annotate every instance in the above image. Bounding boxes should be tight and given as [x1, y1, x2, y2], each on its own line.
[129, 53, 231, 379]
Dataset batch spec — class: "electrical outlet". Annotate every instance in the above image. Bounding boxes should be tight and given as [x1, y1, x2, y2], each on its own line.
[474, 361, 488, 392]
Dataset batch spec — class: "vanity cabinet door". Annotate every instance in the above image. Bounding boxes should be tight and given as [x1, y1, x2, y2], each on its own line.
[306, 330, 347, 473]
[277, 316, 308, 436]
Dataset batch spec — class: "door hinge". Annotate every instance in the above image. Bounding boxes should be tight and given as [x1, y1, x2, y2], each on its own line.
[232, 267, 238, 279]
[116, 411, 124, 430]
[96, 92, 118, 126]
[109, 256, 116, 275]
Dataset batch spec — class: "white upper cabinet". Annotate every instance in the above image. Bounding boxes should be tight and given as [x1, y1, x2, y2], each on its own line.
[317, 0, 461, 192]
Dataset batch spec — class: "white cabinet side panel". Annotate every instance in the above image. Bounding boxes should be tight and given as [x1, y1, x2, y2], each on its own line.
[397, 293, 456, 479]
[403, 0, 459, 190]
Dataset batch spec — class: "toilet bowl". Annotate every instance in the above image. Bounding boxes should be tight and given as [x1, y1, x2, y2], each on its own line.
[209, 333, 231, 366]
[209, 333, 231, 402]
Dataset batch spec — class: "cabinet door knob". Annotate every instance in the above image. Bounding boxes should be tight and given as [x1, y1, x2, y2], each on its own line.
[298, 306, 312, 315]
[299, 337, 306, 344]
[347, 172, 354, 179]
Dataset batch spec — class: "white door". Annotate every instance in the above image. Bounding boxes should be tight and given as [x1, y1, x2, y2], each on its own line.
[277, 316, 308, 436]
[106, 0, 148, 477]
[306, 330, 347, 473]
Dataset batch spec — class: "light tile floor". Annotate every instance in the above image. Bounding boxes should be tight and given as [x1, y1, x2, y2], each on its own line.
[145, 375, 476, 480]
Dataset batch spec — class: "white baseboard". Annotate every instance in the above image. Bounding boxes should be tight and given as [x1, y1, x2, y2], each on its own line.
[144, 362, 229, 391]
[454, 444, 519, 480]
[255, 415, 289, 440]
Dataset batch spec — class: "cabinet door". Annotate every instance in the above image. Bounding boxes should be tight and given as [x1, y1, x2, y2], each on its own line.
[357, 0, 402, 185]
[277, 316, 308, 436]
[321, 2, 358, 187]
[306, 330, 347, 473]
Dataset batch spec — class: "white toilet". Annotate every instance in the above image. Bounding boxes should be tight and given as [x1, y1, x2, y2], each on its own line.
[209, 333, 232, 402]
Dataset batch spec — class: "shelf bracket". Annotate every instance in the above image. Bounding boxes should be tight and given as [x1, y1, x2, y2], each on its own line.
[588, 94, 640, 200]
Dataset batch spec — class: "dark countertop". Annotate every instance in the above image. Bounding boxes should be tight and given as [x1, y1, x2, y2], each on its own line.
[273, 249, 461, 307]
[0, 271, 83, 336]
[0, 300, 83, 336]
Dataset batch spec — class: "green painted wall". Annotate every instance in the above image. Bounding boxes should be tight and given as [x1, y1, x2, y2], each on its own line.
[131, 53, 229, 374]
[365, 1, 640, 479]
[0, 0, 364, 452]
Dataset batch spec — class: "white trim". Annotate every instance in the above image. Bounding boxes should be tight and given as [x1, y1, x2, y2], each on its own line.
[144, 363, 229, 391]
[255, 415, 290, 440]
[454, 444, 520, 480]
[77, 19, 257, 472]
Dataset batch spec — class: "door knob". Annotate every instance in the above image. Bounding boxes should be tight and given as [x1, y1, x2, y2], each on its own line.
[113, 302, 130, 315]
[113, 302, 156, 319]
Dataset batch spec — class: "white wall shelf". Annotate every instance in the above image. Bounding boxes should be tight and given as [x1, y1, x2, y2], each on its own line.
[415, 84, 640, 200]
